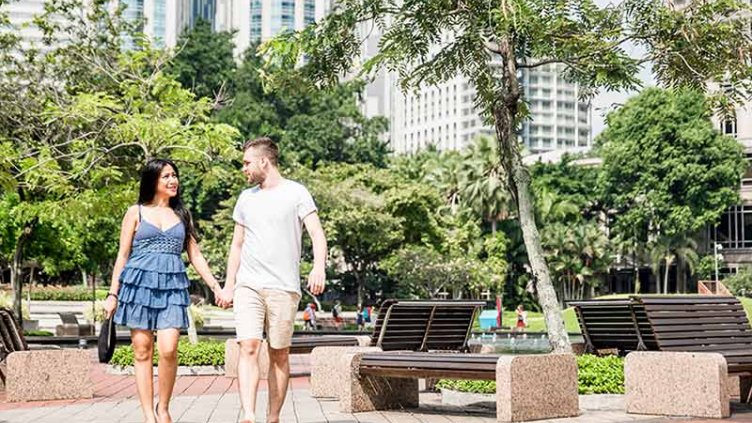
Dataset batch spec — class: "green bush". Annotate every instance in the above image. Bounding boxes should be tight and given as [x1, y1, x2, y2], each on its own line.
[24, 329, 54, 336]
[576, 354, 624, 394]
[436, 354, 625, 395]
[435, 379, 496, 394]
[24, 286, 108, 301]
[110, 339, 225, 367]
[723, 268, 752, 298]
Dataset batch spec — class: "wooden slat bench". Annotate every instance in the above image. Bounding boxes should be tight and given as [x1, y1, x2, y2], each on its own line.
[310, 299, 485, 398]
[341, 350, 578, 421]
[570, 298, 657, 355]
[633, 296, 752, 403]
[288, 335, 360, 354]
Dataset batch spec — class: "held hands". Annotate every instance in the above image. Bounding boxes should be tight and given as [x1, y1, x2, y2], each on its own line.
[213, 285, 233, 309]
[307, 267, 326, 296]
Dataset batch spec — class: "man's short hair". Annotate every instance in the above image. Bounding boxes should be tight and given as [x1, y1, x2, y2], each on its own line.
[243, 137, 279, 166]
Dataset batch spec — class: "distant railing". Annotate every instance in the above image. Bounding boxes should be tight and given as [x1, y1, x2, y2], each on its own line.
[698, 280, 733, 296]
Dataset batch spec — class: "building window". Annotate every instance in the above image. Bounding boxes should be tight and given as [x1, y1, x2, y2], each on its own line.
[712, 204, 752, 249]
[722, 115, 737, 138]
[304, 0, 316, 25]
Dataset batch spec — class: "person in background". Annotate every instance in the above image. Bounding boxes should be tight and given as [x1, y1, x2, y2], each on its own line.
[356, 305, 365, 331]
[303, 303, 317, 331]
[332, 300, 343, 330]
[514, 304, 528, 332]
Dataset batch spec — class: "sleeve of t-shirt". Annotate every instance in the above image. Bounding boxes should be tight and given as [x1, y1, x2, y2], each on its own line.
[232, 191, 246, 226]
[297, 186, 318, 220]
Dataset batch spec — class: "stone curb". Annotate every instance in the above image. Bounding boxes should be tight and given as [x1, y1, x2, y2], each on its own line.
[106, 364, 311, 377]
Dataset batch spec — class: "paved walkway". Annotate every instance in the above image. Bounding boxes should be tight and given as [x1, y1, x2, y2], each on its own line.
[1, 350, 751, 422]
[2, 389, 752, 423]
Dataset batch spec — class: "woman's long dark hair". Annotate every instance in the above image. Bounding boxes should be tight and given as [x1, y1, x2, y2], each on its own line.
[138, 159, 198, 250]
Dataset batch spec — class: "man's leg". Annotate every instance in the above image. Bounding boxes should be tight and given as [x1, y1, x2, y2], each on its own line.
[238, 339, 263, 422]
[267, 345, 290, 423]
[263, 289, 300, 423]
[234, 286, 266, 423]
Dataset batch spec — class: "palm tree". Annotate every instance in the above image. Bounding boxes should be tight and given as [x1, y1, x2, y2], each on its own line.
[535, 188, 580, 226]
[650, 234, 699, 294]
[610, 233, 648, 294]
[458, 136, 510, 233]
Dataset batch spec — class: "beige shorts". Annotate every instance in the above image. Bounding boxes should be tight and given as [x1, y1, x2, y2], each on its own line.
[234, 286, 301, 349]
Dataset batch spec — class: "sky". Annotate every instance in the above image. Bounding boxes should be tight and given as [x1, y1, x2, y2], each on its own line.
[589, 0, 656, 137]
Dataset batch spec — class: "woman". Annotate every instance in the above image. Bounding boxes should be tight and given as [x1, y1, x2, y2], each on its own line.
[515, 304, 528, 332]
[103, 159, 232, 423]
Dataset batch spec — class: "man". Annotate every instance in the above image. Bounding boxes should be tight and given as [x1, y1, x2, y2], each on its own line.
[223, 137, 327, 423]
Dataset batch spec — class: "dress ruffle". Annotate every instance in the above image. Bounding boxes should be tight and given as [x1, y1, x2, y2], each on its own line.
[114, 254, 190, 330]
[113, 303, 189, 331]
[119, 267, 190, 290]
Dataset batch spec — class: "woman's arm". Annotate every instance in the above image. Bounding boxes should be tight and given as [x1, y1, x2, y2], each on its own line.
[104, 206, 138, 318]
[186, 237, 224, 299]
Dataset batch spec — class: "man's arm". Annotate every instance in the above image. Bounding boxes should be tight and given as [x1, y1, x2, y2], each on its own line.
[224, 223, 245, 295]
[303, 212, 327, 295]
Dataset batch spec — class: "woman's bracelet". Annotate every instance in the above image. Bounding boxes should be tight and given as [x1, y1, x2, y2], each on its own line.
[106, 292, 118, 300]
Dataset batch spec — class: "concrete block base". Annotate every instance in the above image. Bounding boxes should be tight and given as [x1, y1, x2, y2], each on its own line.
[495, 353, 579, 422]
[340, 352, 419, 413]
[6, 349, 92, 402]
[625, 351, 729, 418]
[310, 346, 381, 398]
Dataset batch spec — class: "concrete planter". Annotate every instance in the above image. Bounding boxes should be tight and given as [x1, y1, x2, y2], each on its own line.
[440, 388, 496, 409]
[22, 319, 39, 332]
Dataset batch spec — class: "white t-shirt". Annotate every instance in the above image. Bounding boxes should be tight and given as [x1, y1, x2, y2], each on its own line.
[232, 179, 318, 294]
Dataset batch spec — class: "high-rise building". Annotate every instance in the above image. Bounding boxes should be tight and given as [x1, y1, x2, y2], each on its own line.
[4, 0, 70, 51]
[120, 0, 189, 48]
[215, 0, 330, 57]
[386, 64, 591, 155]
[520, 64, 591, 154]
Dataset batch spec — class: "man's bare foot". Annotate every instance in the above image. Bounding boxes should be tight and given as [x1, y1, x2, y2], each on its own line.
[156, 404, 173, 423]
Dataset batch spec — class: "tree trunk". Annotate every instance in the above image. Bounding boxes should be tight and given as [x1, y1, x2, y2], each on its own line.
[491, 219, 497, 234]
[11, 222, 35, 323]
[664, 258, 671, 294]
[490, 38, 569, 352]
[354, 269, 364, 309]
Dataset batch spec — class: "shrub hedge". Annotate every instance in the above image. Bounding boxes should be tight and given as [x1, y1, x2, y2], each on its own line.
[25, 286, 109, 301]
[110, 340, 225, 367]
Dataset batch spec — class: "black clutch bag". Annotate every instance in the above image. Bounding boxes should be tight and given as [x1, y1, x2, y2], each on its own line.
[98, 317, 117, 363]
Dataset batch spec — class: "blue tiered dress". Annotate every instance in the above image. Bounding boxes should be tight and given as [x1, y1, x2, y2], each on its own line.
[113, 206, 191, 330]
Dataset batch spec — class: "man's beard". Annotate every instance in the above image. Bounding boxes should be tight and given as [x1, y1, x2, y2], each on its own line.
[248, 171, 264, 185]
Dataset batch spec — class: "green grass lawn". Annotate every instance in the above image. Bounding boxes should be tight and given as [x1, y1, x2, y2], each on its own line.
[478, 307, 580, 333]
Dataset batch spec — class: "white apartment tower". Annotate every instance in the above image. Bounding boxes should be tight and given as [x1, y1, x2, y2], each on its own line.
[215, 0, 331, 57]
[387, 63, 592, 154]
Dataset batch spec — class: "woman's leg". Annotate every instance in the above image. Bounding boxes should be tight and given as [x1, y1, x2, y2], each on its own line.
[132, 329, 157, 423]
[156, 328, 180, 423]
